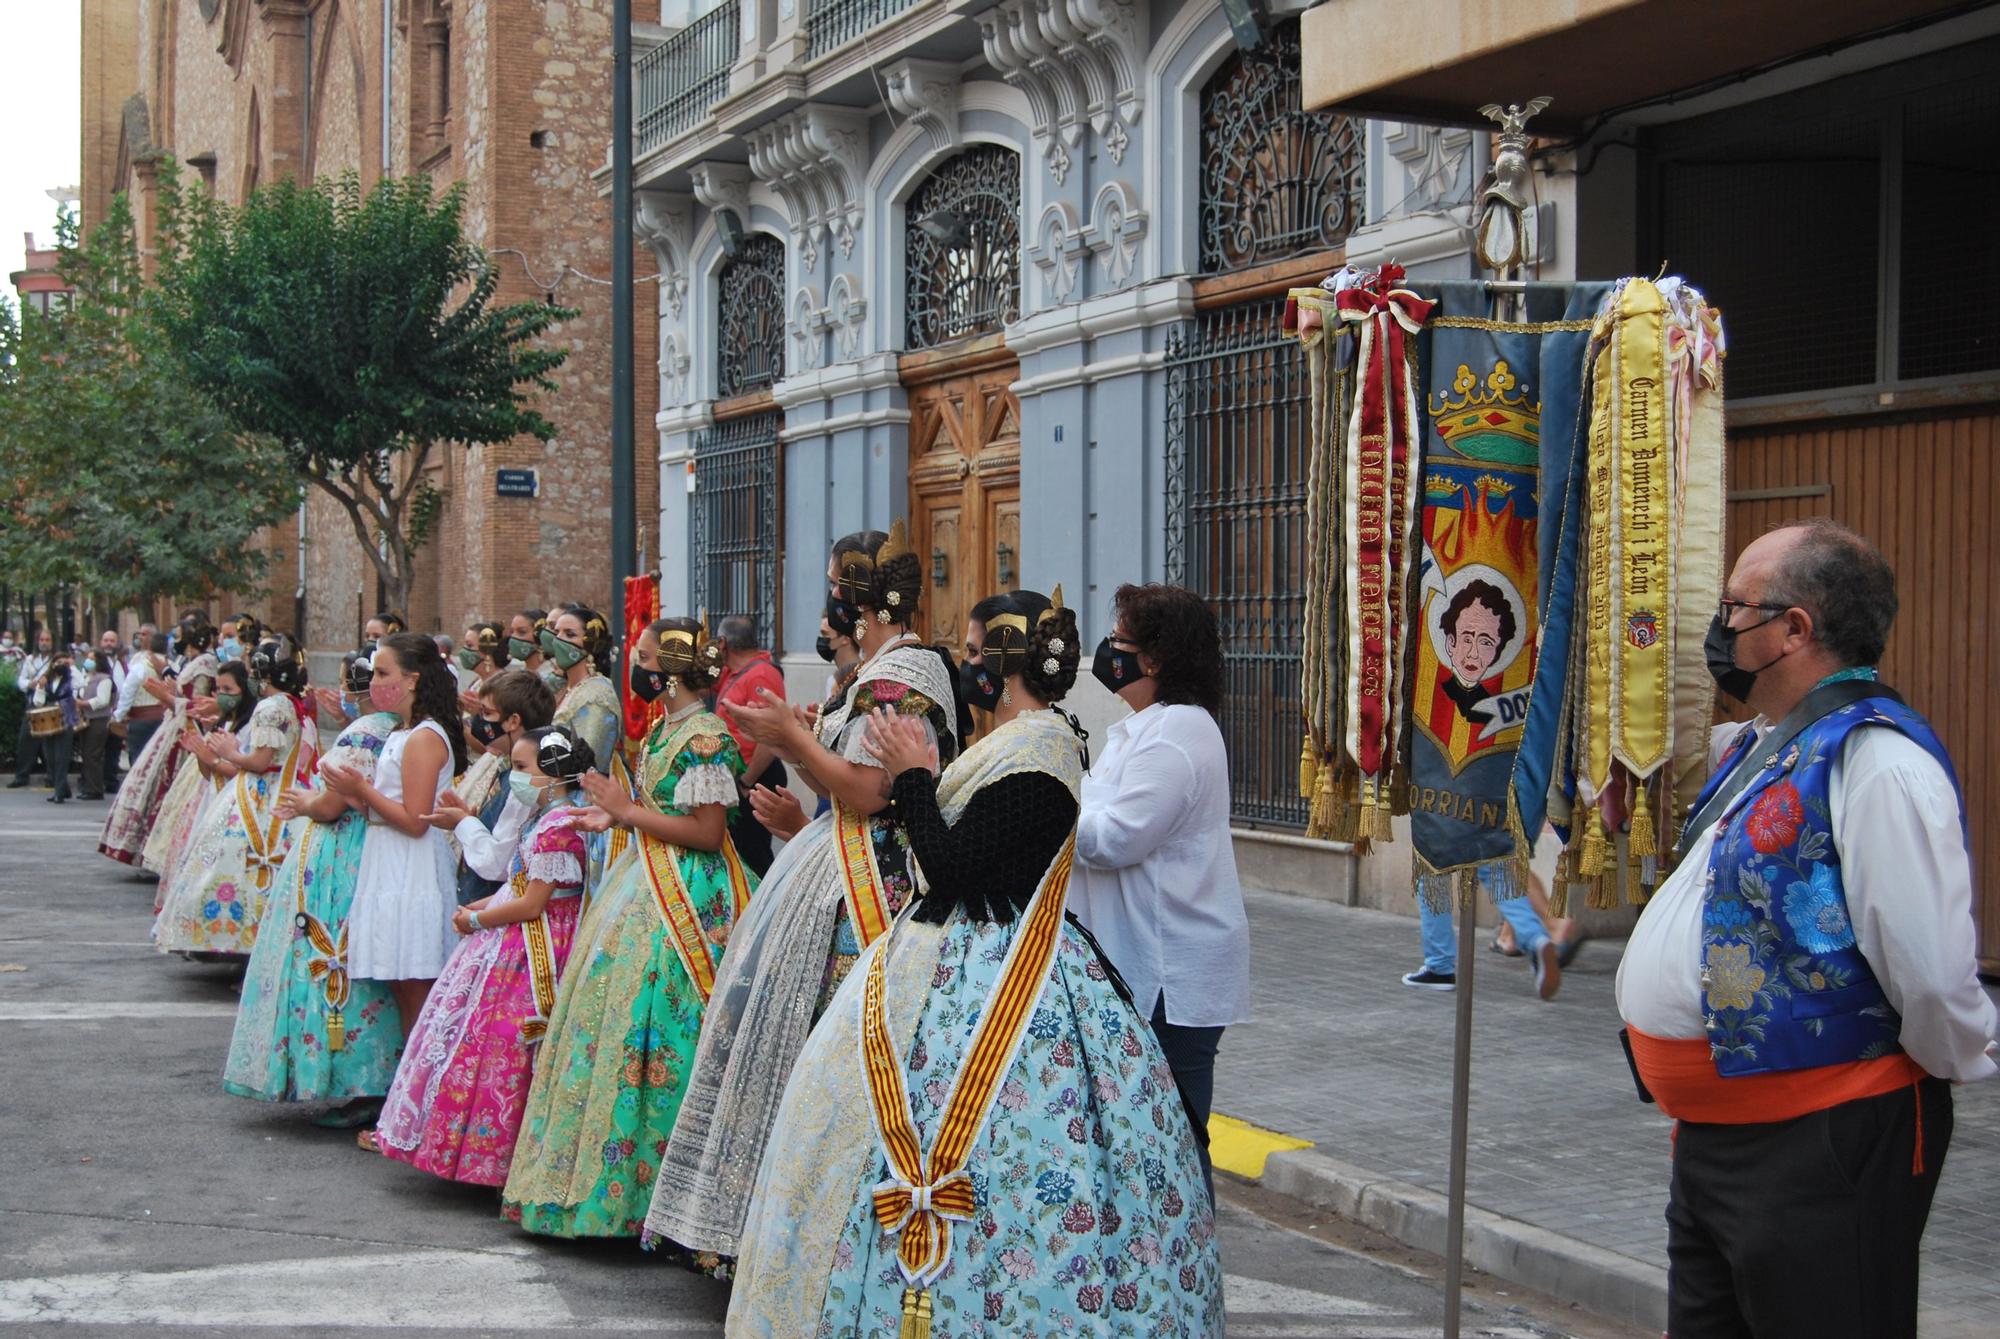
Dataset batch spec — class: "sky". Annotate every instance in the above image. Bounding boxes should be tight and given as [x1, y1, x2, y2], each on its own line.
[0, 4, 82, 287]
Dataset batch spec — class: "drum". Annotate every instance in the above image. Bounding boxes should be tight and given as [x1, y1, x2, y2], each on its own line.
[27, 705, 64, 738]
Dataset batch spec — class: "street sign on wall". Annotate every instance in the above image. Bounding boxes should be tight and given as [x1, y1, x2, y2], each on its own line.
[495, 469, 539, 498]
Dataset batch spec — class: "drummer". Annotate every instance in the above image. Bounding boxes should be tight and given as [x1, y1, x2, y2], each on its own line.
[26, 643, 80, 803]
[9, 627, 56, 792]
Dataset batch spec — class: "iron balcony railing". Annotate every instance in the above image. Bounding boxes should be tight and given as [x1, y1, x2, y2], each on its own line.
[636, 0, 741, 154]
[806, 0, 918, 60]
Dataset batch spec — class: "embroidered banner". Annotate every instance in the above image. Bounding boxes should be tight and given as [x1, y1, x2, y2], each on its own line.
[1408, 283, 1606, 889]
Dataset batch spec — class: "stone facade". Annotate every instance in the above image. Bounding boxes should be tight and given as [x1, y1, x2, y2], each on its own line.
[86, 0, 663, 660]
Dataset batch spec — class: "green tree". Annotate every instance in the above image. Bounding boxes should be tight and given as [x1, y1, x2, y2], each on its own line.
[154, 172, 576, 613]
[0, 187, 300, 611]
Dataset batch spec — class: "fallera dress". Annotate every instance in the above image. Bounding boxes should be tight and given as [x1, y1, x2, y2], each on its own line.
[727, 709, 1225, 1338]
[645, 642, 957, 1259]
[377, 803, 590, 1185]
[501, 705, 753, 1238]
[222, 712, 405, 1102]
[99, 654, 215, 864]
[156, 693, 313, 956]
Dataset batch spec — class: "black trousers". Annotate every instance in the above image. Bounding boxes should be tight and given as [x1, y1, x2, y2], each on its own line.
[12, 716, 47, 783]
[1150, 996, 1224, 1206]
[43, 728, 73, 800]
[79, 717, 111, 795]
[1667, 1077, 1951, 1339]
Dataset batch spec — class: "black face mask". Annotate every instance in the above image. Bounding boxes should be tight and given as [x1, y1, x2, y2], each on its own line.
[361, 639, 378, 656]
[825, 593, 860, 638]
[629, 660, 670, 703]
[959, 658, 1001, 712]
[1091, 638, 1145, 695]
[1704, 609, 1787, 704]
[814, 635, 835, 664]
[469, 714, 508, 748]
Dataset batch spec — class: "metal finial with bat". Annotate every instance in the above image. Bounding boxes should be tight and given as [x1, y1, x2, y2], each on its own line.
[1474, 96, 1552, 272]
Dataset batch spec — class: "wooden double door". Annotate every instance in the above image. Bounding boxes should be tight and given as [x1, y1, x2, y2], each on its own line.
[904, 343, 1021, 652]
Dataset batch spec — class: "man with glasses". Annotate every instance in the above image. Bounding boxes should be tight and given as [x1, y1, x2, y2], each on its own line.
[1615, 517, 1995, 1339]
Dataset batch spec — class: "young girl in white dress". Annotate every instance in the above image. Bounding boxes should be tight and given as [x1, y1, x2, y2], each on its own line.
[329, 633, 466, 1066]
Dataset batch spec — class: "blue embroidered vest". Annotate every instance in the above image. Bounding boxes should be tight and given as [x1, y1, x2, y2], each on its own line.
[1695, 697, 1963, 1077]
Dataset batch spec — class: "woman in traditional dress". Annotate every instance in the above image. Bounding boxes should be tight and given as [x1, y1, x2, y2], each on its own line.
[97, 632, 178, 864]
[728, 590, 1224, 1337]
[334, 632, 467, 1056]
[543, 605, 622, 767]
[147, 657, 244, 919]
[500, 617, 751, 1238]
[645, 523, 959, 1263]
[222, 703, 404, 1119]
[156, 639, 316, 957]
[448, 669, 557, 907]
[136, 622, 223, 882]
[377, 727, 594, 1185]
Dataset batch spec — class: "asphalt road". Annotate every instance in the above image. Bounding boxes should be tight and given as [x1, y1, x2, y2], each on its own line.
[0, 784, 1646, 1338]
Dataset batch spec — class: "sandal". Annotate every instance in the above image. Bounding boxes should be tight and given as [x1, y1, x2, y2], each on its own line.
[355, 1128, 382, 1153]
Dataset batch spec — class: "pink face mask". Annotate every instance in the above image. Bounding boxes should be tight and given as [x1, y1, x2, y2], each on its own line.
[369, 678, 409, 713]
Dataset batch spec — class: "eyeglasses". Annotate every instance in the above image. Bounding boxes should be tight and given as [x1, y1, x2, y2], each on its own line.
[1717, 597, 1790, 628]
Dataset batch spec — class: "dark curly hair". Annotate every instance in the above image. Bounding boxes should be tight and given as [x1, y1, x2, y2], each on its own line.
[1112, 584, 1223, 715]
[375, 610, 408, 636]
[650, 616, 727, 694]
[378, 631, 469, 775]
[1021, 600, 1081, 705]
[251, 636, 309, 695]
[180, 620, 217, 655]
[342, 651, 373, 695]
[834, 527, 922, 628]
[212, 661, 258, 732]
[1441, 580, 1516, 653]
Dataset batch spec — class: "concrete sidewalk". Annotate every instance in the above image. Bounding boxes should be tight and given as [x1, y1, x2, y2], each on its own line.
[1215, 889, 2000, 1338]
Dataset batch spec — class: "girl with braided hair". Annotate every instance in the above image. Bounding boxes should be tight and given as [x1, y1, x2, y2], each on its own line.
[502, 618, 752, 1238]
[646, 523, 959, 1266]
[728, 588, 1222, 1335]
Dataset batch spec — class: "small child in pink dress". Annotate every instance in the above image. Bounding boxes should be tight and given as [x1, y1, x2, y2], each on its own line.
[375, 727, 595, 1185]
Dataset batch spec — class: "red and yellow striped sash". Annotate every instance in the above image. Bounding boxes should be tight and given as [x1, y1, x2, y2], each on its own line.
[836, 801, 893, 949]
[860, 836, 1077, 1320]
[295, 830, 352, 1053]
[642, 835, 721, 1003]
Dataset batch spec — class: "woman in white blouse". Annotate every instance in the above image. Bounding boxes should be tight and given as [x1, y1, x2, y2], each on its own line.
[1071, 583, 1251, 1199]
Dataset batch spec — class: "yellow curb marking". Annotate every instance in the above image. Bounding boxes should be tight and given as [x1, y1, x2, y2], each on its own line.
[1209, 1112, 1314, 1180]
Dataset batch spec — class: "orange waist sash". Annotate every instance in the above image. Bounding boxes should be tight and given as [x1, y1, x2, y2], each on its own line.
[1627, 1027, 1926, 1125]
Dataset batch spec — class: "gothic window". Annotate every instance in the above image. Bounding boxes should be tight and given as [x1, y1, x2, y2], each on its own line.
[904, 145, 1022, 350]
[716, 232, 786, 398]
[1198, 18, 1366, 275]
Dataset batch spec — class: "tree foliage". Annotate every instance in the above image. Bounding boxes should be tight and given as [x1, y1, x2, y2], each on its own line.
[153, 173, 577, 612]
[0, 182, 301, 610]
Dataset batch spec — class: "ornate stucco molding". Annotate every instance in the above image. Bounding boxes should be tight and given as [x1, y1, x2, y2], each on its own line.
[883, 59, 961, 155]
[744, 104, 869, 268]
[1024, 179, 1149, 305]
[976, 0, 1147, 183]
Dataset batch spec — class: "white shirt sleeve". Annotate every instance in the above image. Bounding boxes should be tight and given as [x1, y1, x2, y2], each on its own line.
[114, 663, 147, 721]
[1076, 725, 1198, 870]
[1835, 728, 2000, 1083]
[454, 795, 532, 883]
[17, 657, 42, 694]
[88, 677, 114, 711]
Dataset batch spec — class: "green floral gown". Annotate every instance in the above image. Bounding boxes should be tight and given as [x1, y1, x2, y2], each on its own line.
[501, 706, 755, 1238]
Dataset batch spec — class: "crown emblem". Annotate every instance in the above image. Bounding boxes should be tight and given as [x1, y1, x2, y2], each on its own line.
[1429, 361, 1539, 466]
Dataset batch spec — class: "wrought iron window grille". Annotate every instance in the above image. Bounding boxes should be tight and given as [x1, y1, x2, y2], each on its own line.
[1164, 295, 1312, 829]
[717, 233, 787, 399]
[904, 145, 1023, 351]
[690, 410, 783, 650]
[1198, 18, 1366, 276]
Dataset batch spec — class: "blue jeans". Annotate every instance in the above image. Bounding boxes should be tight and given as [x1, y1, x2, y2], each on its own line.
[125, 718, 161, 771]
[1419, 866, 1548, 975]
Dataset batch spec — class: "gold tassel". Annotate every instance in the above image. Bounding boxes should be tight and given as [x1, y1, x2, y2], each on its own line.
[1307, 762, 1338, 840]
[1370, 794, 1394, 844]
[1579, 810, 1609, 878]
[1628, 782, 1658, 888]
[1299, 737, 1319, 801]
[1548, 879, 1569, 918]
[899, 1288, 932, 1339]
[326, 1009, 345, 1054]
[1586, 870, 1618, 911]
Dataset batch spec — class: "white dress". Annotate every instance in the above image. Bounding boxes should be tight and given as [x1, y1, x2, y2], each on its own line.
[348, 719, 459, 980]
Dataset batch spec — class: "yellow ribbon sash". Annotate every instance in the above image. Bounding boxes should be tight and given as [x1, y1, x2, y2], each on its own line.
[1610, 279, 1672, 779]
[835, 800, 893, 950]
[605, 750, 637, 870]
[520, 892, 559, 1043]
[860, 836, 1078, 1334]
[642, 835, 722, 1004]
[295, 834, 351, 1052]
[237, 738, 304, 892]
